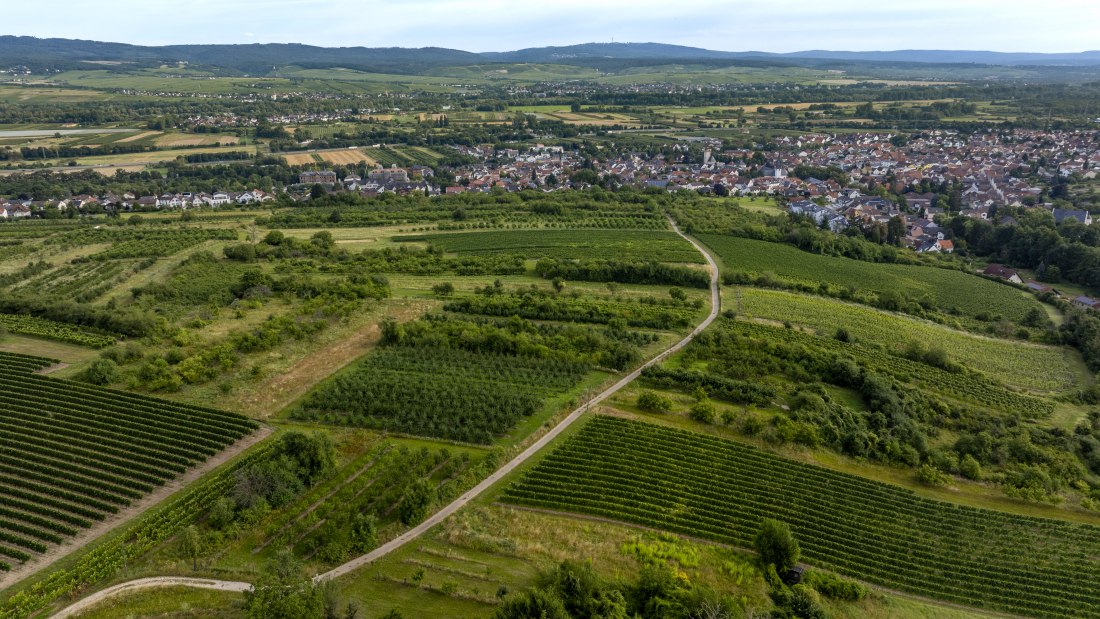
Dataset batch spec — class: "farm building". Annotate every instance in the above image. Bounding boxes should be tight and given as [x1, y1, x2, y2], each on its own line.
[982, 264, 1022, 284]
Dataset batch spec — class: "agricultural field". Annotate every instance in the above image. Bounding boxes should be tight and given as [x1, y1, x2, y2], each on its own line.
[290, 312, 628, 443]
[700, 235, 1043, 324]
[502, 415, 1100, 619]
[733, 287, 1080, 392]
[282, 151, 321, 166]
[0, 314, 116, 348]
[398, 229, 705, 262]
[153, 133, 241, 148]
[725, 319, 1055, 418]
[0, 352, 257, 576]
[317, 148, 377, 166]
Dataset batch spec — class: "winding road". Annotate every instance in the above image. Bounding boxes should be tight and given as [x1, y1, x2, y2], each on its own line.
[49, 219, 721, 618]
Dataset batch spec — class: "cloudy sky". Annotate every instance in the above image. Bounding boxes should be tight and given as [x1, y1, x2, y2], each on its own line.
[6, 0, 1098, 52]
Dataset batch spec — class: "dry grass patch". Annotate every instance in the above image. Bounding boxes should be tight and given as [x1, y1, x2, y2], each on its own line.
[155, 133, 241, 147]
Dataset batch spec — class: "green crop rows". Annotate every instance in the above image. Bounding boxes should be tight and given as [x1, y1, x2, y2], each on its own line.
[293, 346, 588, 444]
[726, 320, 1054, 418]
[502, 416, 1100, 619]
[14, 260, 143, 302]
[736, 288, 1076, 392]
[0, 354, 257, 572]
[701, 235, 1042, 323]
[0, 313, 117, 348]
[445, 292, 696, 330]
[398, 229, 704, 263]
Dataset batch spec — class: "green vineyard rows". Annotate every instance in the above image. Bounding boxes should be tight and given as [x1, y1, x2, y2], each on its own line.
[0, 354, 257, 573]
[397, 229, 705, 263]
[0, 314, 116, 348]
[502, 416, 1100, 619]
[699, 235, 1043, 323]
[294, 345, 588, 444]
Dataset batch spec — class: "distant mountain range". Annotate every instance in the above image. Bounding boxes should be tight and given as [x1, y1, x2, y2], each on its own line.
[1, 36, 1098, 75]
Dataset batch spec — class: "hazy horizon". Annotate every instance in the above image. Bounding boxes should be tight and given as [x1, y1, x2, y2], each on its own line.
[4, 0, 1098, 54]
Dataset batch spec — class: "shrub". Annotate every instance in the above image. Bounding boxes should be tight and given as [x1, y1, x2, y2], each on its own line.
[959, 454, 983, 480]
[804, 570, 867, 601]
[689, 400, 717, 424]
[83, 358, 120, 385]
[637, 390, 673, 413]
[917, 464, 949, 487]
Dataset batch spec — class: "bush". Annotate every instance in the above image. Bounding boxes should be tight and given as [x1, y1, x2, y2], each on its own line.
[960, 454, 983, 480]
[636, 390, 673, 413]
[432, 282, 456, 297]
[493, 588, 570, 619]
[755, 518, 800, 573]
[804, 570, 867, 601]
[787, 584, 827, 619]
[689, 400, 717, 424]
[83, 358, 119, 385]
[917, 464, 949, 487]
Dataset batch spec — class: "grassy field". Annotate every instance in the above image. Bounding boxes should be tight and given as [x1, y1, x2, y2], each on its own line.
[700, 235, 1045, 324]
[731, 287, 1082, 392]
[73, 145, 258, 166]
[397, 229, 703, 263]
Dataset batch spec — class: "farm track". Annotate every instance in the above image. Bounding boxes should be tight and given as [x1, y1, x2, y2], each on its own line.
[48, 217, 721, 617]
[2, 426, 272, 592]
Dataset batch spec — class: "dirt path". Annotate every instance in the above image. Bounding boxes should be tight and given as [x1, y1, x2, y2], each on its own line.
[232, 300, 432, 418]
[317, 217, 720, 582]
[48, 219, 722, 616]
[51, 578, 253, 619]
[0, 427, 272, 592]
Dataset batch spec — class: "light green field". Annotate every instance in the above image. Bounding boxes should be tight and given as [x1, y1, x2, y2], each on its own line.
[731, 287, 1082, 392]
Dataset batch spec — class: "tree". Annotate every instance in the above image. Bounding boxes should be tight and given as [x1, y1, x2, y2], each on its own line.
[754, 518, 800, 573]
[398, 479, 434, 525]
[311, 183, 326, 199]
[245, 550, 326, 619]
[179, 525, 202, 570]
[886, 215, 905, 246]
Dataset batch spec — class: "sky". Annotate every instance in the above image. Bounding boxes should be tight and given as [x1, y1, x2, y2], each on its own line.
[5, 0, 1098, 53]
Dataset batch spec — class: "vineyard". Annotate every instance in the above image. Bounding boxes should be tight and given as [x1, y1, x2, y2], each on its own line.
[444, 290, 698, 330]
[51, 228, 237, 257]
[293, 345, 588, 444]
[397, 229, 705, 263]
[252, 441, 481, 565]
[736, 288, 1077, 392]
[700, 235, 1043, 323]
[262, 193, 670, 230]
[725, 319, 1054, 418]
[86, 230, 238, 259]
[0, 353, 257, 574]
[502, 416, 1100, 619]
[0, 442, 275, 619]
[0, 313, 117, 348]
[11, 259, 149, 303]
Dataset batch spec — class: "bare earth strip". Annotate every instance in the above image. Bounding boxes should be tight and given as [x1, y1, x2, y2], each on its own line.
[0, 427, 273, 591]
[115, 130, 161, 143]
[229, 301, 431, 418]
[48, 219, 719, 617]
